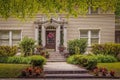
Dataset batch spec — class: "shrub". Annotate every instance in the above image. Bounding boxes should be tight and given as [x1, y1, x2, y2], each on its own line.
[96, 54, 117, 63]
[30, 55, 46, 68]
[92, 43, 120, 57]
[0, 46, 18, 57]
[0, 55, 46, 66]
[68, 39, 87, 55]
[19, 37, 36, 56]
[67, 54, 117, 70]
[67, 54, 97, 70]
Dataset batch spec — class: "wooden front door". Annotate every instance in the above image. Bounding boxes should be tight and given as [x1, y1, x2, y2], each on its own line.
[46, 31, 56, 49]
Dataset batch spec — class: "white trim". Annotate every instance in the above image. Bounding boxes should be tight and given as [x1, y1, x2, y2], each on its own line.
[21, 30, 22, 41]
[80, 29, 100, 46]
[35, 25, 39, 45]
[98, 30, 101, 44]
[63, 26, 67, 48]
[88, 30, 91, 46]
[9, 31, 12, 46]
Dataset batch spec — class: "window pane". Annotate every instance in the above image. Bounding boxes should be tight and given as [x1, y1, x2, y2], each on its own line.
[12, 30, 21, 39]
[80, 30, 88, 37]
[0, 31, 9, 45]
[91, 30, 99, 38]
[91, 38, 99, 45]
[12, 30, 21, 46]
[0, 31, 9, 39]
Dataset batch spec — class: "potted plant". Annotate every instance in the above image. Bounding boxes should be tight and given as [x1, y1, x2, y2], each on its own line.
[58, 45, 66, 52]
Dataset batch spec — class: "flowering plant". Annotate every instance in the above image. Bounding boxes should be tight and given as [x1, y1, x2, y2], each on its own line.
[47, 32, 54, 39]
[110, 70, 115, 77]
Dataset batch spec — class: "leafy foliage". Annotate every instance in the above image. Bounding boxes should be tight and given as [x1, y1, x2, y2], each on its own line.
[0, 55, 46, 65]
[96, 54, 117, 63]
[91, 43, 120, 57]
[67, 54, 117, 69]
[19, 37, 36, 56]
[68, 39, 87, 55]
[0, 0, 118, 19]
[31, 55, 46, 68]
[0, 46, 17, 57]
[67, 54, 97, 70]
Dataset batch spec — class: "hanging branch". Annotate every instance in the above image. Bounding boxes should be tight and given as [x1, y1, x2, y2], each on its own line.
[0, 0, 118, 20]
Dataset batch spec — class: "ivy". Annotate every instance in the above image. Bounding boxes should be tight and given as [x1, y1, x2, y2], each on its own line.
[0, 0, 119, 20]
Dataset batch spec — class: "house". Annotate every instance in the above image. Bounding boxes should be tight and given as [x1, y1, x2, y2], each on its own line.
[0, 8, 119, 52]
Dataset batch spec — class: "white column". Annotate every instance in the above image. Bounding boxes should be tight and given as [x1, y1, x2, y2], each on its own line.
[88, 30, 91, 46]
[35, 25, 39, 45]
[63, 26, 67, 48]
[56, 26, 60, 52]
[20, 30, 22, 41]
[98, 30, 101, 44]
[41, 25, 46, 47]
[88, 6, 91, 14]
[9, 31, 12, 46]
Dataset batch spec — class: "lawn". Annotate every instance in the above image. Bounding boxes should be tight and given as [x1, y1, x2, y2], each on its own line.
[98, 62, 120, 77]
[0, 64, 30, 78]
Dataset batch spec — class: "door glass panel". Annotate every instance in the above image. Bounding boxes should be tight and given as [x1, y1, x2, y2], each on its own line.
[47, 32, 55, 44]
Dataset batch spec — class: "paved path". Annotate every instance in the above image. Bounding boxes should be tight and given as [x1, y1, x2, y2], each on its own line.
[44, 62, 87, 71]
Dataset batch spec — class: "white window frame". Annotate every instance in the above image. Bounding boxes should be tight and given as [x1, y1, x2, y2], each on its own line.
[0, 30, 22, 46]
[80, 29, 100, 46]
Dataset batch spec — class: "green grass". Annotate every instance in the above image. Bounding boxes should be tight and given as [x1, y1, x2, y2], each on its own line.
[0, 63, 30, 78]
[98, 62, 120, 77]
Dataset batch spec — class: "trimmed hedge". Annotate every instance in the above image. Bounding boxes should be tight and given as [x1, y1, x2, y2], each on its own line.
[0, 55, 46, 66]
[67, 54, 117, 70]
[68, 39, 87, 55]
[0, 46, 17, 57]
[31, 55, 46, 67]
[67, 54, 97, 70]
[92, 43, 120, 57]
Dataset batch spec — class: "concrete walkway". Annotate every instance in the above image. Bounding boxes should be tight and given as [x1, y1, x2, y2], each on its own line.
[44, 62, 87, 71]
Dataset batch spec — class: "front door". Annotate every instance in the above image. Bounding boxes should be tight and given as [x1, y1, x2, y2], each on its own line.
[46, 31, 56, 49]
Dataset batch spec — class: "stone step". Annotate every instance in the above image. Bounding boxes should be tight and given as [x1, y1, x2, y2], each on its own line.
[44, 70, 88, 74]
[47, 60, 66, 62]
[44, 73, 94, 78]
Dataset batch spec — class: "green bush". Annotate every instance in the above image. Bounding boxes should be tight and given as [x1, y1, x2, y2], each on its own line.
[67, 54, 117, 70]
[68, 39, 87, 55]
[30, 55, 46, 68]
[96, 54, 117, 63]
[0, 56, 46, 66]
[0, 46, 18, 57]
[92, 43, 120, 57]
[67, 54, 97, 70]
[19, 37, 36, 56]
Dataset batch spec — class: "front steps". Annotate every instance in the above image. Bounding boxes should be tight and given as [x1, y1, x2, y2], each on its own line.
[43, 62, 94, 79]
[47, 52, 66, 62]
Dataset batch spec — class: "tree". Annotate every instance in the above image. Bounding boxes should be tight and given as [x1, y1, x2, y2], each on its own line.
[0, 0, 118, 19]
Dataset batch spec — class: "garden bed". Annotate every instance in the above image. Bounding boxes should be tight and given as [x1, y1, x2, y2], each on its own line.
[97, 62, 120, 77]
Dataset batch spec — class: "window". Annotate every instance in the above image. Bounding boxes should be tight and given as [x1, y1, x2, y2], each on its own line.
[0, 30, 21, 46]
[80, 30, 100, 46]
[12, 30, 21, 45]
[89, 7, 99, 14]
[0, 31, 9, 45]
